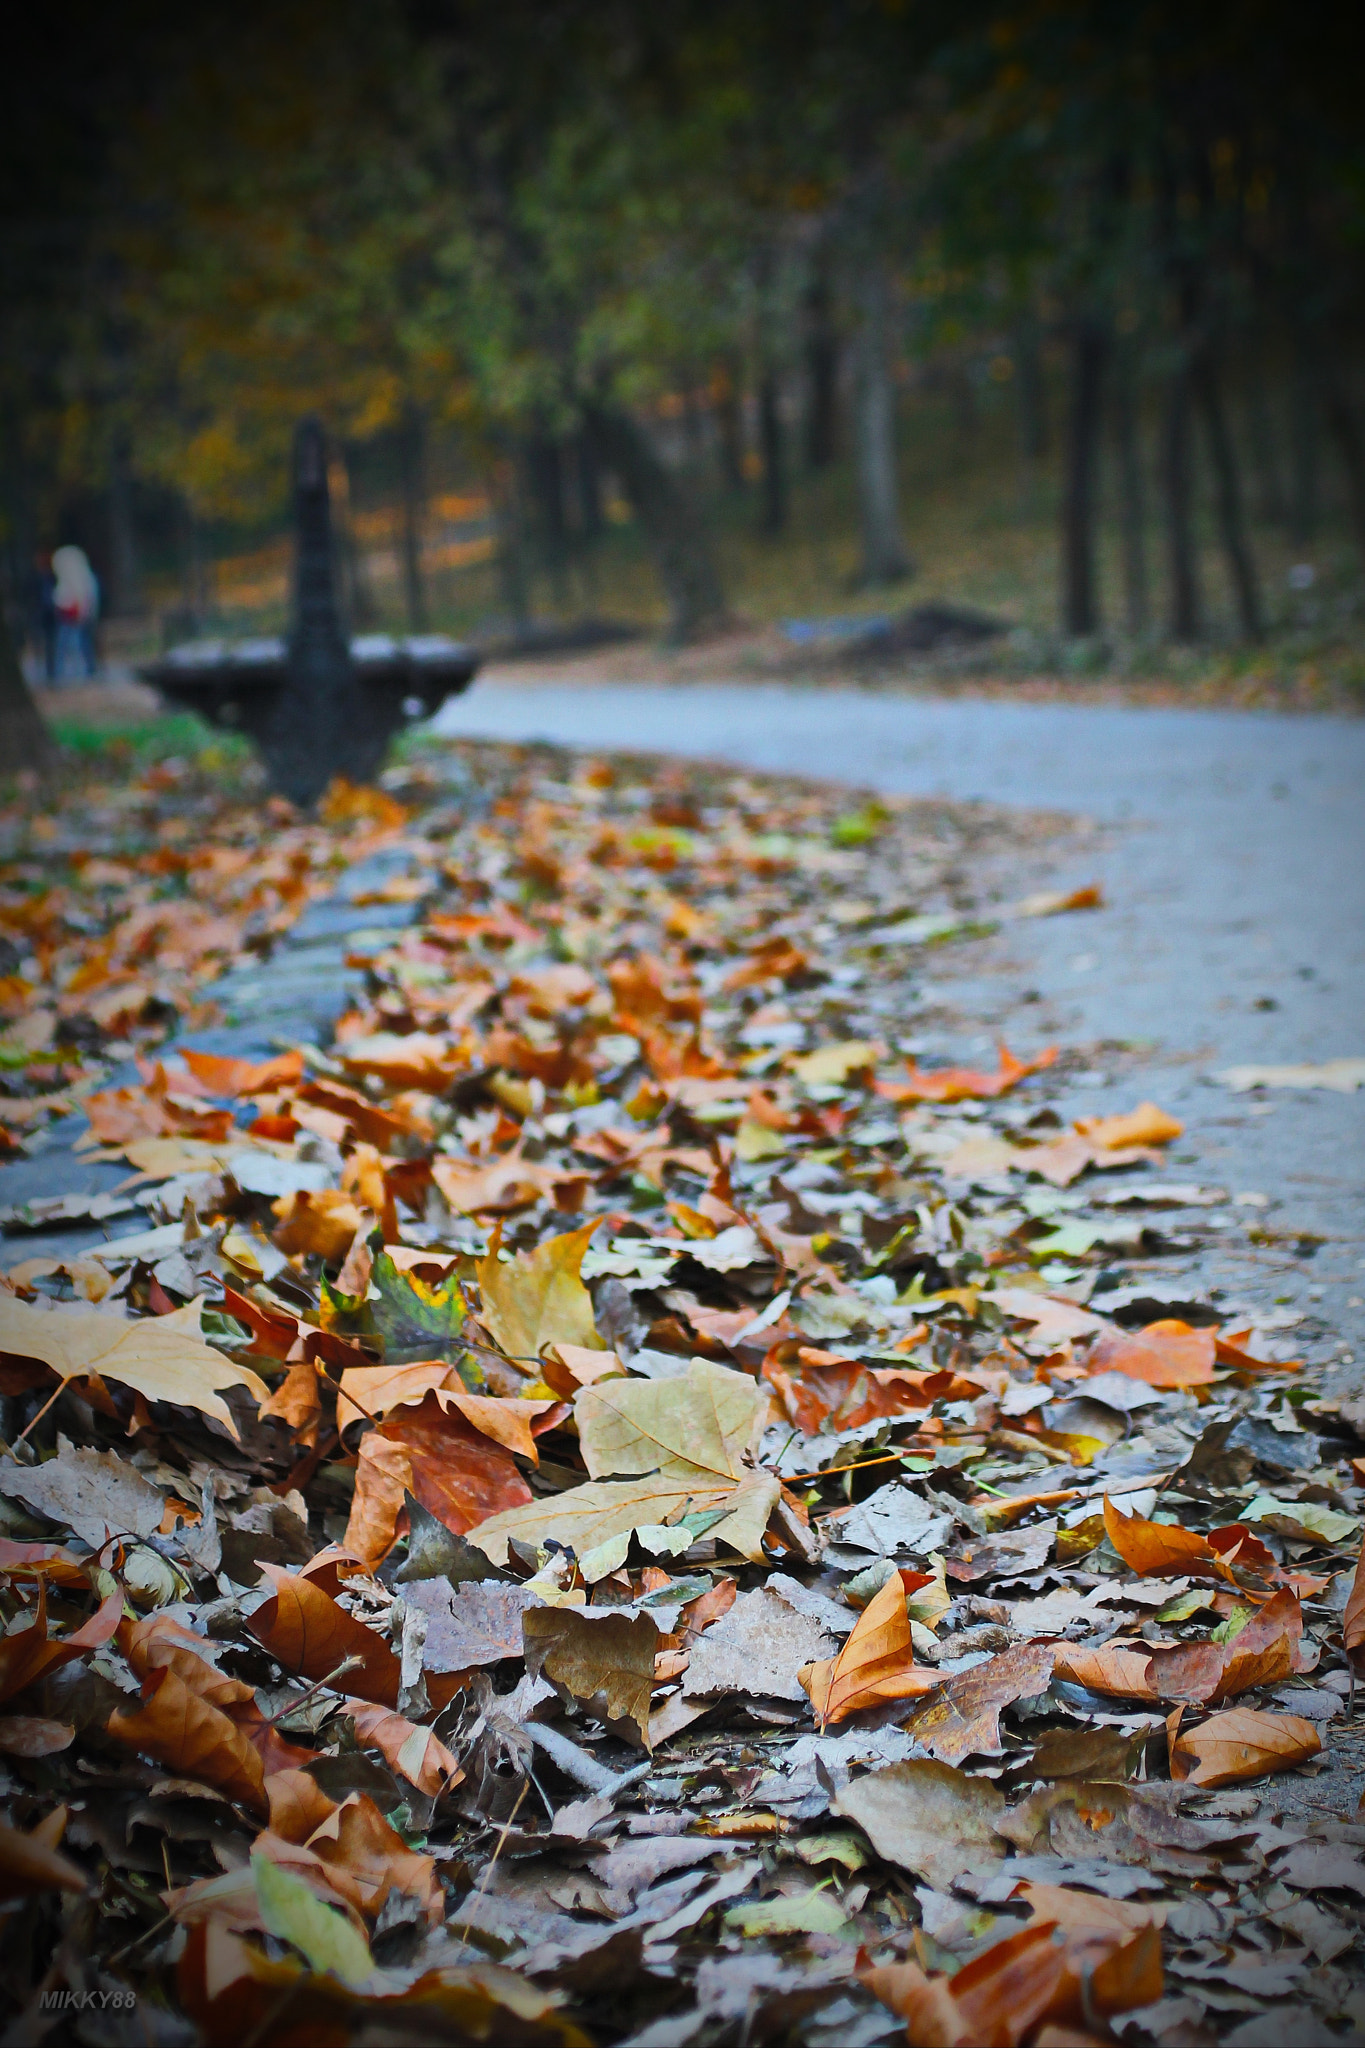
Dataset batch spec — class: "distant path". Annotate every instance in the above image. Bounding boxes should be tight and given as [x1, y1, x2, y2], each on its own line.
[435, 681, 1365, 1376]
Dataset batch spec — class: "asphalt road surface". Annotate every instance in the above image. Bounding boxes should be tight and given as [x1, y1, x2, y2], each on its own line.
[434, 681, 1365, 1384]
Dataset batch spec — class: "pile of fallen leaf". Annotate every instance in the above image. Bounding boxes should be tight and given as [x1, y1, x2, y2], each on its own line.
[1, 740, 1364, 2048]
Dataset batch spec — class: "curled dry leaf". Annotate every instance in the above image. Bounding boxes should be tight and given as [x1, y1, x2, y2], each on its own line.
[1170, 1707, 1322, 1786]
[0, 1585, 123, 1704]
[247, 1563, 400, 1706]
[864, 1914, 1163, 2048]
[0, 1294, 268, 1437]
[107, 1666, 267, 1812]
[345, 1700, 463, 1795]
[1051, 1642, 1159, 1701]
[1102, 1494, 1236, 1582]
[1344, 1547, 1365, 1673]
[523, 1604, 659, 1747]
[259, 1791, 443, 1925]
[801, 1568, 940, 1727]
[343, 1391, 532, 1565]
[1148, 1588, 1304, 1704]
[0, 1812, 87, 1901]
[1075, 1101, 1183, 1149]
[0, 1715, 75, 1757]
[878, 1041, 1057, 1104]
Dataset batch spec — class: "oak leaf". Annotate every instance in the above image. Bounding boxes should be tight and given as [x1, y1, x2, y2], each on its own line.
[0, 1295, 268, 1437]
[801, 1568, 940, 1727]
[1170, 1706, 1321, 1786]
[247, 1563, 400, 1706]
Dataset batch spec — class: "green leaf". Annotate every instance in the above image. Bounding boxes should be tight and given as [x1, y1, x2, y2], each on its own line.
[723, 1888, 855, 1938]
[252, 1852, 374, 1988]
[325, 1250, 472, 1372]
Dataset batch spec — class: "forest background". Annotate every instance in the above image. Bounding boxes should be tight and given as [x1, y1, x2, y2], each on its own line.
[3, 0, 1365, 736]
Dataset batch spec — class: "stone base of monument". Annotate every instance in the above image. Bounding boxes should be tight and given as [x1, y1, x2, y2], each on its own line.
[141, 632, 478, 806]
[138, 419, 480, 807]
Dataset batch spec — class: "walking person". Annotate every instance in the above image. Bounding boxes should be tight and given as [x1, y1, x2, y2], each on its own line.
[52, 544, 100, 679]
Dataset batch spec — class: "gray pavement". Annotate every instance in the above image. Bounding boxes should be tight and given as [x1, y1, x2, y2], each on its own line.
[434, 682, 1365, 1381]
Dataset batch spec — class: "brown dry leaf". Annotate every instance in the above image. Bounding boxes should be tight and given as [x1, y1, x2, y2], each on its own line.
[405, 1579, 544, 1677]
[877, 1042, 1057, 1104]
[0, 1812, 87, 1901]
[1015, 1883, 1165, 1937]
[343, 1391, 532, 1565]
[0, 1585, 123, 1703]
[1103, 1494, 1235, 1581]
[905, 1644, 1055, 1764]
[271, 1188, 371, 1262]
[1148, 1588, 1304, 1705]
[336, 1032, 464, 1091]
[180, 1048, 304, 1095]
[540, 1343, 625, 1398]
[431, 1147, 559, 1216]
[0, 1437, 165, 1548]
[345, 1701, 463, 1795]
[107, 1667, 267, 1812]
[472, 1358, 780, 1567]
[265, 1767, 342, 1846]
[257, 1356, 324, 1444]
[247, 1563, 400, 1707]
[1170, 1707, 1321, 1786]
[1050, 1642, 1159, 1701]
[0, 1295, 268, 1437]
[864, 1915, 1162, 2047]
[834, 1758, 1008, 1889]
[802, 1569, 941, 1727]
[1344, 1548, 1365, 1672]
[1075, 1102, 1183, 1149]
[524, 1605, 659, 1746]
[1087, 1318, 1217, 1388]
[0, 1715, 74, 1757]
[476, 1220, 601, 1363]
[293, 1791, 442, 1924]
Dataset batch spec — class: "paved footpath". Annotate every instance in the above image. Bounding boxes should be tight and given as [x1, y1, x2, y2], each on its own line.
[435, 682, 1365, 1384]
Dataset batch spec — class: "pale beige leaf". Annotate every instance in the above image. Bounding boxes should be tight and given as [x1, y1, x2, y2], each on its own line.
[0, 1296, 267, 1438]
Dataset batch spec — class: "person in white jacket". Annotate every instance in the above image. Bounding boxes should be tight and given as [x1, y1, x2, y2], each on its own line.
[52, 544, 100, 678]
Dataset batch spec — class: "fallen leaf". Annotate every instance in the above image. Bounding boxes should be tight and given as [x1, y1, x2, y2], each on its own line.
[344, 1391, 532, 1564]
[524, 1604, 659, 1745]
[0, 1437, 165, 1548]
[471, 1358, 780, 1566]
[1075, 1102, 1183, 1149]
[1086, 1319, 1217, 1389]
[0, 1715, 75, 1757]
[878, 1042, 1057, 1103]
[1345, 1548, 1365, 1672]
[789, 1040, 884, 1085]
[1170, 1707, 1321, 1786]
[0, 1295, 268, 1436]
[345, 1701, 463, 1795]
[680, 1586, 838, 1703]
[181, 1048, 304, 1096]
[294, 1791, 442, 1923]
[405, 1579, 544, 1677]
[271, 1188, 370, 1262]
[107, 1667, 267, 1811]
[251, 1851, 374, 1988]
[476, 1221, 601, 1363]
[0, 1585, 123, 1703]
[1103, 1494, 1235, 1582]
[247, 1564, 400, 1706]
[906, 1644, 1055, 1763]
[802, 1569, 941, 1727]
[1050, 1643, 1159, 1701]
[834, 1758, 1008, 1889]
[1147, 1589, 1304, 1704]
[1214, 1059, 1365, 1093]
[0, 1813, 87, 1901]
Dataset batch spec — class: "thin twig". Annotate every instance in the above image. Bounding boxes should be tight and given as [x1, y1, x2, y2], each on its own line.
[455, 1779, 529, 1947]
[14, 1380, 66, 1448]
[260, 1653, 364, 1729]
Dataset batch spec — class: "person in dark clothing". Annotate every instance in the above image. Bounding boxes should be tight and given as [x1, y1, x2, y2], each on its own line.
[26, 551, 57, 679]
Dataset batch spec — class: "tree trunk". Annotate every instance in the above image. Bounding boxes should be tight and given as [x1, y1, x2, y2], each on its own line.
[107, 434, 142, 618]
[490, 457, 531, 636]
[1112, 341, 1149, 636]
[1323, 373, 1365, 572]
[524, 432, 570, 609]
[398, 403, 428, 634]
[585, 400, 726, 643]
[571, 427, 604, 540]
[713, 361, 746, 494]
[1194, 352, 1263, 640]
[1015, 320, 1049, 462]
[1289, 330, 1318, 546]
[1163, 348, 1200, 641]
[853, 258, 910, 586]
[0, 600, 56, 777]
[332, 444, 378, 631]
[757, 367, 786, 535]
[1244, 351, 1288, 526]
[1061, 314, 1107, 636]
[803, 273, 838, 469]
